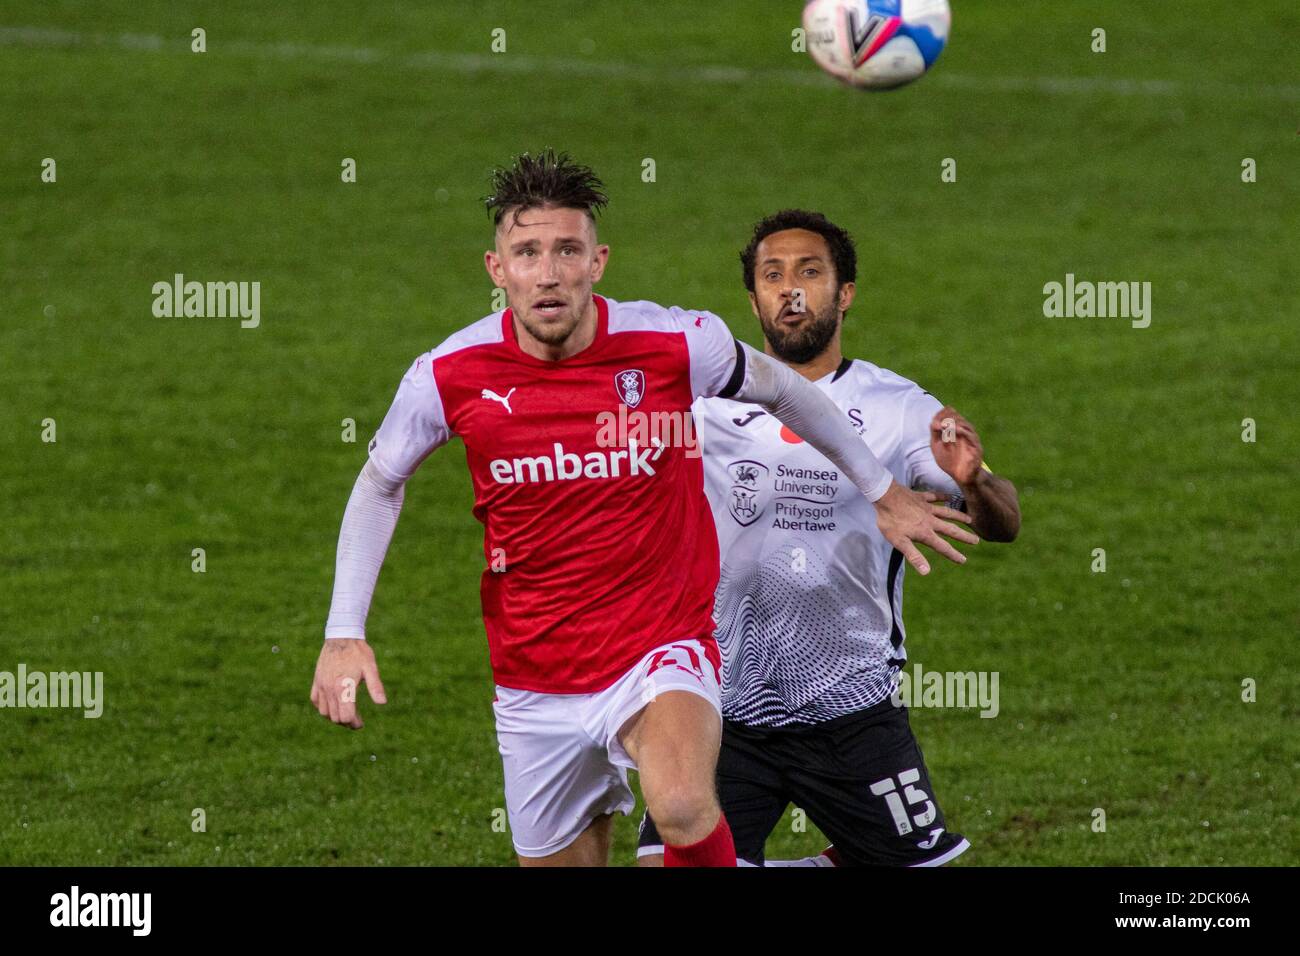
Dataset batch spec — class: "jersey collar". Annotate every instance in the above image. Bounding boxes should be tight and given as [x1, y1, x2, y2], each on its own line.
[815, 356, 854, 385]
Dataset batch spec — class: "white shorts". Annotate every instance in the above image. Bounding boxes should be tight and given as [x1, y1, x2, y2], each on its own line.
[492, 638, 722, 858]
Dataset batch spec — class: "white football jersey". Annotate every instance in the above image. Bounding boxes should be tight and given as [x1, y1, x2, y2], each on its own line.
[696, 357, 963, 727]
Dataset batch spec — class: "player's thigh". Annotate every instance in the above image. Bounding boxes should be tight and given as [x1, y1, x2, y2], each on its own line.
[517, 813, 613, 867]
[637, 722, 788, 865]
[786, 703, 968, 867]
[495, 689, 634, 862]
[606, 640, 724, 804]
[620, 689, 721, 804]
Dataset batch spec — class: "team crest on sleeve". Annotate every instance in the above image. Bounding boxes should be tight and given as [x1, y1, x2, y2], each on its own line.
[615, 369, 646, 408]
[726, 459, 770, 527]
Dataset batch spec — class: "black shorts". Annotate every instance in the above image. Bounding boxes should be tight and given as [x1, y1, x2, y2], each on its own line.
[638, 699, 969, 866]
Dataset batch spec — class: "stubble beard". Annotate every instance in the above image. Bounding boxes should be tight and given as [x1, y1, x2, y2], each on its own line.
[760, 298, 841, 365]
[516, 304, 581, 347]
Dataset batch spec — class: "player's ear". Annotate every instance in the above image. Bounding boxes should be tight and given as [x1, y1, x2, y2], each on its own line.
[748, 291, 760, 319]
[484, 249, 504, 287]
[837, 281, 856, 315]
[589, 243, 609, 283]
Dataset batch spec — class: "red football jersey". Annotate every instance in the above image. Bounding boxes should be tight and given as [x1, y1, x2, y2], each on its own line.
[367, 294, 741, 693]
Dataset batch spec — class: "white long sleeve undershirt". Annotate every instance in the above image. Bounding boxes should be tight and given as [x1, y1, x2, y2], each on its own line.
[324, 460, 406, 639]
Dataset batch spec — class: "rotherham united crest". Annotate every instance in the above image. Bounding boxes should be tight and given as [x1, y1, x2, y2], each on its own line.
[615, 369, 646, 408]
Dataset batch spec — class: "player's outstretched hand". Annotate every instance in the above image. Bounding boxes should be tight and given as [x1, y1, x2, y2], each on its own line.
[872, 482, 979, 576]
[310, 638, 387, 729]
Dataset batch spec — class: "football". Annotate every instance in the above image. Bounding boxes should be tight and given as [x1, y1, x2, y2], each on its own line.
[803, 0, 952, 90]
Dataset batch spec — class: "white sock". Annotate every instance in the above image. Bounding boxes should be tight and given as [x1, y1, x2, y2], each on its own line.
[764, 853, 835, 867]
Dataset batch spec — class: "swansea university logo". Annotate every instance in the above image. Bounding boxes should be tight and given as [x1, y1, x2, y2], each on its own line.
[615, 369, 646, 408]
[726, 460, 770, 527]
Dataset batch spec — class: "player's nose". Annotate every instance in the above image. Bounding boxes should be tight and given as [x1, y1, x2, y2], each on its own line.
[535, 255, 559, 282]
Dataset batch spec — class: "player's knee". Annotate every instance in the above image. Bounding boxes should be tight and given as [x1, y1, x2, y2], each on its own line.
[643, 784, 718, 844]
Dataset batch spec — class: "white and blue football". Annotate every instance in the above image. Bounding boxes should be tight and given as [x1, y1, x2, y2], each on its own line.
[803, 0, 952, 90]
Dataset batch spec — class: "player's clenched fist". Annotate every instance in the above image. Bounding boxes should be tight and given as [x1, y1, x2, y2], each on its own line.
[310, 638, 387, 729]
[929, 405, 984, 487]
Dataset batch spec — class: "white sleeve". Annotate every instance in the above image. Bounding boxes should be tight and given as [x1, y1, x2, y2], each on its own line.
[670, 307, 745, 400]
[730, 343, 894, 502]
[901, 388, 963, 502]
[324, 461, 406, 639]
[367, 353, 452, 484]
[323, 354, 449, 640]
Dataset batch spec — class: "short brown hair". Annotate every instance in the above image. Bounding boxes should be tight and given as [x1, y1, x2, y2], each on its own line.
[484, 149, 609, 229]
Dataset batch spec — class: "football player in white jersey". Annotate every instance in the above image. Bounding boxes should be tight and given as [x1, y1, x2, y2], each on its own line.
[639, 209, 1020, 866]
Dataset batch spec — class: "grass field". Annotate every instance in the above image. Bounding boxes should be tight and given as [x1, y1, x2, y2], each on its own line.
[1, 1, 1296, 866]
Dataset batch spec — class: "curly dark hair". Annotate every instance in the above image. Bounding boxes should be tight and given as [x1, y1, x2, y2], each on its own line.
[484, 149, 609, 229]
[739, 209, 857, 293]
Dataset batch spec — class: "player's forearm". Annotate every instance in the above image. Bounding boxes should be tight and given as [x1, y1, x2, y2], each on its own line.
[959, 470, 1020, 542]
[732, 344, 893, 502]
[323, 461, 407, 639]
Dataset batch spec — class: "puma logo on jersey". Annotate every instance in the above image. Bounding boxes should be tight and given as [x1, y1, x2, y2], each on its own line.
[481, 387, 516, 414]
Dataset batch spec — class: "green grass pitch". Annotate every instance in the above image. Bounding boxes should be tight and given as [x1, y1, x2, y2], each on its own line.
[0, 1, 1295, 865]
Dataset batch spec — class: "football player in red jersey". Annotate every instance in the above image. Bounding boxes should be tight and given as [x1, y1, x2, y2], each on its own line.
[310, 151, 978, 866]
